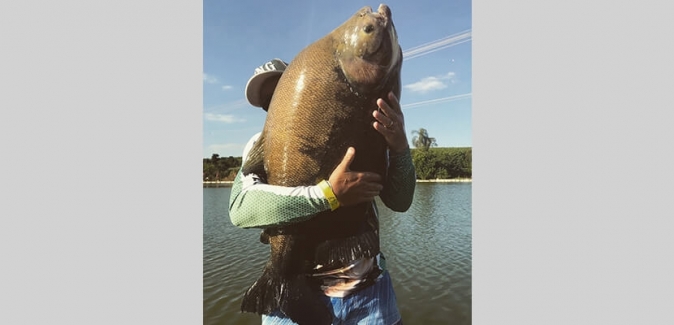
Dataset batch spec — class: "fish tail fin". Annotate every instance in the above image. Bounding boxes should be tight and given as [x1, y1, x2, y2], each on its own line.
[241, 267, 332, 325]
[240, 264, 276, 315]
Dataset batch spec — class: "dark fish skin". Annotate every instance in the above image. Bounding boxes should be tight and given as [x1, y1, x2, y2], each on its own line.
[240, 4, 402, 325]
[242, 228, 332, 325]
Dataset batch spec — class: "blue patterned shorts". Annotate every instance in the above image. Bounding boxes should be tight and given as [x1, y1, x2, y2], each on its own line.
[261, 270, 402, 325]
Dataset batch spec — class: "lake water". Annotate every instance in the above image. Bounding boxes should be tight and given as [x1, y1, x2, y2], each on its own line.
[204, 183, 472, 325]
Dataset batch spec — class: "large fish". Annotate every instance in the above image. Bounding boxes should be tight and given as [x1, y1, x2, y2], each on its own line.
[240, 4, 402, 325]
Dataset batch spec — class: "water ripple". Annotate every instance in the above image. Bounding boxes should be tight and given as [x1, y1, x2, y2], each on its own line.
[204, 183, 472, 325]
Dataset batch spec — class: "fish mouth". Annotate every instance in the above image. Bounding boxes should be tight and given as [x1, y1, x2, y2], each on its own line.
[336, 4, 401, 92]
[359, 4, 391, 31]
[358, 4, 391, 19]
[355, 5, 393, 60]
[377, 4, 391, 20]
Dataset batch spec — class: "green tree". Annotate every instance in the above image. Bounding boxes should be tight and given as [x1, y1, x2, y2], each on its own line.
[411, 128, 438, 151]
[411, 149, 437, 180]
[203, 154, 244, 181]
[203, 163, 215, 181]
[410, 147, 472, 180]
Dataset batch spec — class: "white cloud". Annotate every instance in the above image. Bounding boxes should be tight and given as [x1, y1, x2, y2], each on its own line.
[204, 113, 245, 123]
[203, 73, 218, 84]
[203, 99, 249, 113]
[222, 85, 233, 90]
[404, 76, 447, 93]
[404, 72, 457, 94]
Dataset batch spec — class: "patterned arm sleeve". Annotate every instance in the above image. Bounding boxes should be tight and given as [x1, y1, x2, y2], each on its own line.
[228, 169, 331, 229]
[379, 147, 416, 212]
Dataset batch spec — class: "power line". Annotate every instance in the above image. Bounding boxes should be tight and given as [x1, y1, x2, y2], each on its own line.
[402, 29, 471, 60]
[209, 31, 473, 114]
[402, 93, 471, 110]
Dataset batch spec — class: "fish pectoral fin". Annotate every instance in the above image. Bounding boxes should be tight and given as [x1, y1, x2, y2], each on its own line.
[241, 133, 267, 179]
[259, 229, 270, 244]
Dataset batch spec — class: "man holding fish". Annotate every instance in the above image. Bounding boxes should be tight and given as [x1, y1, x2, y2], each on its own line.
[229, 4, 415, 325]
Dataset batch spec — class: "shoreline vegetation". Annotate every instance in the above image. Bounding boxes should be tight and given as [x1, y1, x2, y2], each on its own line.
[204, 147, 472, 184]
[204, 178, 472, 188]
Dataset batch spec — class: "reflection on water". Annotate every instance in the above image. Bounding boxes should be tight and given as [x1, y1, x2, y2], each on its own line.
[204, 183, 472, 325]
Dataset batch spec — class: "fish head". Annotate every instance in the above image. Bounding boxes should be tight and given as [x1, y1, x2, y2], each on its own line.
[334, 4, 402, 95]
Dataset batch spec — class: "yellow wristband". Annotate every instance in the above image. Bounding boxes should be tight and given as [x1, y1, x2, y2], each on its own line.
[318, 180, 340, 211]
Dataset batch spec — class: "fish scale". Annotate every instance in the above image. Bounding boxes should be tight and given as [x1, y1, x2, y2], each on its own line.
[240, 4, 402, 325]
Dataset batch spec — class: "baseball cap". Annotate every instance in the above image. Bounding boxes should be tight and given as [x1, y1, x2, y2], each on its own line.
[245, 58, 289, 108]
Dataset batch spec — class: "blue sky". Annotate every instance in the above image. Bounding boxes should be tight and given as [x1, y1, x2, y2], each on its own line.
[203, 0, 471, 158]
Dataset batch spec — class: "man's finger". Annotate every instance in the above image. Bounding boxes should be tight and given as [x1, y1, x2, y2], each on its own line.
[337, 147, 356, 171]
[377, 98, 392, 117]
[358, 172, 383, 182]
[387, 92, 401, 112]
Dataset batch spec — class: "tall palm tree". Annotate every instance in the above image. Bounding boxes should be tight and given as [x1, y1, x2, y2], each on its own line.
[411, 128, 437, 151]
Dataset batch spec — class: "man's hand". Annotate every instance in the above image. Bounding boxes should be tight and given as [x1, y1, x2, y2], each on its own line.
[328, 147, 383, 207]
[372, 91, 409, 155]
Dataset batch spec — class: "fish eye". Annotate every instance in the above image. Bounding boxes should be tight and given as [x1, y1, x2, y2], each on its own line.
[363, 24, 374, 33]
